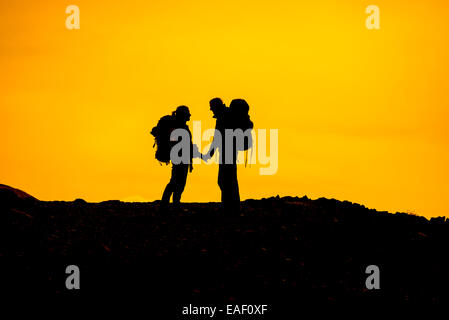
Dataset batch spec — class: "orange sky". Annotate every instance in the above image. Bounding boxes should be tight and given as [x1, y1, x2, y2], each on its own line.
[1, 0, 448, 218]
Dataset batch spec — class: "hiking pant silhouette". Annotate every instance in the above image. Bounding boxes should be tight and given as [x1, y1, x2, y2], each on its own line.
[161, 164, 189, 205]
[218, 163, 240, 212]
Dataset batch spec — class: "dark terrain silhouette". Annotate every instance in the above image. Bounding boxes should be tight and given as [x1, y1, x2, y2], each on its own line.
[1, 184, 448, 313]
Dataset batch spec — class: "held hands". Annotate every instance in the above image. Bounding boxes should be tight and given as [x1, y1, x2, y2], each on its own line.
[201, 148, 215, 162]
[192, 144, 216, 163]
[201, 153, 211, 162]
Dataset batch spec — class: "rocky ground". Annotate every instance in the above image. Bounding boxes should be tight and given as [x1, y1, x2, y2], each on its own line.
[1, 184, 448, 314]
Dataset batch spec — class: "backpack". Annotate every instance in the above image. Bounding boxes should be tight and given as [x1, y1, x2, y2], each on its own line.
[229, 99, 254, 151]
[150, 114, 177, 164]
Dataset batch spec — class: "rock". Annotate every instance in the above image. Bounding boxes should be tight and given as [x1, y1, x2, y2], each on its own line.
[74, 198, 87, 205]
[430, 216, 447, 224]
[0, 184, 37, 209]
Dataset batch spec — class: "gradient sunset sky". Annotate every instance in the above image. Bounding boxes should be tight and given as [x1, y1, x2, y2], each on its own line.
[1, 0, 448, 218]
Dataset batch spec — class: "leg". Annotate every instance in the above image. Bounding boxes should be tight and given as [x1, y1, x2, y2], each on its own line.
[161, 183, 173, 205]
[219, 164, 240, 213]
[172, 165, 189, 205]
[228, 164, 240, 213]
[218, 164, 226, 203]
[161, 165, 177, 206]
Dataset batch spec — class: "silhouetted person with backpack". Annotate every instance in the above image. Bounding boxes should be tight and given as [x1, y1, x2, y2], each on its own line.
[205, 98, 253, 214]
[151, 106, 199, 210]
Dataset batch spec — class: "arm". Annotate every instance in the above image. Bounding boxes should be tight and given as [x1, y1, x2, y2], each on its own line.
[204, 121, 219, 160]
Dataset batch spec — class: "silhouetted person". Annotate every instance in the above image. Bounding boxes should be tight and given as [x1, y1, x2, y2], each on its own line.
[206, 98, 240, 213]
[161, 106, 194, 210]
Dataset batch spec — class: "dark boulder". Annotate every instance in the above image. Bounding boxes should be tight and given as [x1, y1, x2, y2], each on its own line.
[0, 184, 37, 210]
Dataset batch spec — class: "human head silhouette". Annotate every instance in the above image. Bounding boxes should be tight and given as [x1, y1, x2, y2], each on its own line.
[175, 105, 191, 122]
[229, 99, 249, 115]
[209, 97, 226, 118]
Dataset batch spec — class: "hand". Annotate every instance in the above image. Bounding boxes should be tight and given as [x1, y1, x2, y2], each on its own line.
[201, 148, 214, 162]
[201, 153, 210, 162]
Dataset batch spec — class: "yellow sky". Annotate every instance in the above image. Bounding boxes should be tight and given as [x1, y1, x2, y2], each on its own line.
[1, 0, 448, 218]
